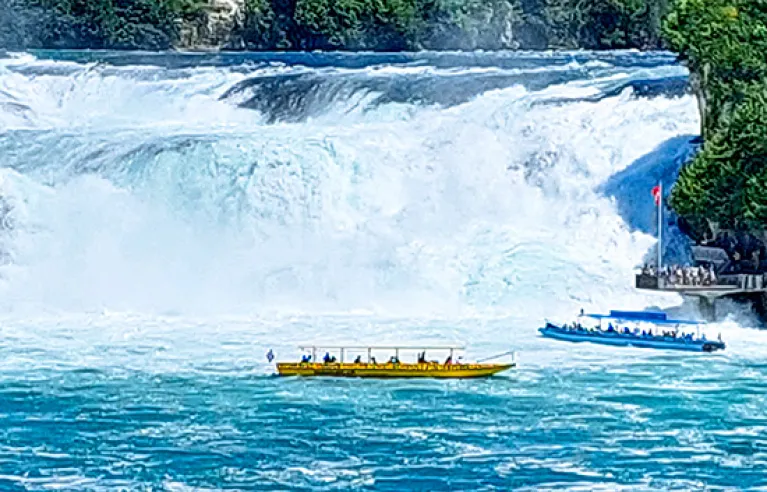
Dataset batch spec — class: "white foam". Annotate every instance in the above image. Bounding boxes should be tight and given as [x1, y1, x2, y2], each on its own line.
[0, 53, 702, 319]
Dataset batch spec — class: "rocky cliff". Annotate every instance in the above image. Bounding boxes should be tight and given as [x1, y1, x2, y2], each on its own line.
[178, 0, 246, 50]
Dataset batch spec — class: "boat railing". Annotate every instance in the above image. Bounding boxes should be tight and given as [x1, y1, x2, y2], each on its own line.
[476, 350, 516, 364]
[636, 271, 767, 291]
[294, 345, 516, 365]
[297, 345, 467, 364]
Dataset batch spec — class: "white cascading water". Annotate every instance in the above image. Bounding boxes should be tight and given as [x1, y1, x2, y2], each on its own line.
[0, 52, 699, 317]
[4, 50, 766, 374]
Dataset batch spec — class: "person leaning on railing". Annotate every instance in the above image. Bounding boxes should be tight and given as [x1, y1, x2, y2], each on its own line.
[642, 263, 718, 287]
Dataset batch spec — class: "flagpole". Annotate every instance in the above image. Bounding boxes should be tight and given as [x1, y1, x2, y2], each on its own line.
[657, 182, 662, 272]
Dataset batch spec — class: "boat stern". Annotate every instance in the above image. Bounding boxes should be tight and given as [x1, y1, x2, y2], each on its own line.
[702, 341, 726, 352]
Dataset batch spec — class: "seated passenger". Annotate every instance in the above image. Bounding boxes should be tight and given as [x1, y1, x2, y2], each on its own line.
[444, 355, 453, 365]
[389, 356, 400, 364]
[370, 356, 377, 364]
[323, 352, 331, 364]
[301, 355, 310, 363]
[354, 355, 362, 363]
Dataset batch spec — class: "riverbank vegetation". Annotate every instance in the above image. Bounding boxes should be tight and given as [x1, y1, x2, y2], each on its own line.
[1, 0, 206, 50]
[665, 0, 767, 242]
[1, 0, 671, 51]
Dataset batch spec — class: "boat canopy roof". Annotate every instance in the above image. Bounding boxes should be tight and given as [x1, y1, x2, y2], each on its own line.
[580, 310, 704, 325]
[299, 345, 465, 351]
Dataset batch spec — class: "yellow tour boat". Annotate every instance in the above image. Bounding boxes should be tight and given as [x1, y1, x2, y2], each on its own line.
[276, 345, 515, 379]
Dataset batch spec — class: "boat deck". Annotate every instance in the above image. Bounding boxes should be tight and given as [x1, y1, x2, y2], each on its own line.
[277, 362, 514, 378]
[540, 323, 725, 352]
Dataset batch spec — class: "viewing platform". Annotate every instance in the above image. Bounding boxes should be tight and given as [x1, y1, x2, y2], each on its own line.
[635, 182, 767, 320]
[635, 271, 767, 319]
[635, 273, 767, 298]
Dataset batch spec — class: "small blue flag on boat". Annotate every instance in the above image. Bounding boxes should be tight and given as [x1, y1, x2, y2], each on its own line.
[266, 349, 274, 362]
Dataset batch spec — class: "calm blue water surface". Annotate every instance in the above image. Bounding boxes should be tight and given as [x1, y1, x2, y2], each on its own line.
[1, 351, 765, 490]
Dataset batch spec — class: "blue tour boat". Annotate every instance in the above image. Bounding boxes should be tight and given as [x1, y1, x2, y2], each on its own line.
[539, 310, 726, 352]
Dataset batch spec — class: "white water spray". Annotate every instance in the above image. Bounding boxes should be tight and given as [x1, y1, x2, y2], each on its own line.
[0, 52, 698, 320]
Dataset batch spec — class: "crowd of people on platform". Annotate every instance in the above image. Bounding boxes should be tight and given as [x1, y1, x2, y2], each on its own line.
[641, 264, 717, 286]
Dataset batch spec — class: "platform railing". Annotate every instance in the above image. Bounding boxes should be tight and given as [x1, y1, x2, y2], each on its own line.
[636, 272, 766, 292]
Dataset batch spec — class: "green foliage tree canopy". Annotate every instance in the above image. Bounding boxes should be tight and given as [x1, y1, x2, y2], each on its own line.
[665, 0, 767, 236]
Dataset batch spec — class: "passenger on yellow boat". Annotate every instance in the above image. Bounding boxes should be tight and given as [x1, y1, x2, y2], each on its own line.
[323, 353, 337, 364]
[444, 354, 452, 365]
[354, 355, 362, 363]
[389, 356, 400, 364]
[417, 351, 427, 363]
[301, 354, 311, 363]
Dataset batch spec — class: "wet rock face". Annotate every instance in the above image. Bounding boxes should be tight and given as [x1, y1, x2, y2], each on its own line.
[178, 0, 246, 50]
[0, 0, 48, 49]
[0, 197, 11, 233]
[0, 196, 13, 268]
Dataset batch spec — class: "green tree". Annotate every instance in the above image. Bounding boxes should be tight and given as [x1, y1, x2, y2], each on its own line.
[416, 0, 521, 50]
[22, 0, 205, 49]
[664, 0, 767, 139]
[292, 0, 420, 50]
[528, 0, 666, 50]
[665, 0, 767, 237]
[6, 0, 670, 52]
[239, 0, 284, 49]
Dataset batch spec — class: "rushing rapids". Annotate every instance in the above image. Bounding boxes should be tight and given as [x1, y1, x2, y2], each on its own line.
[0, 50, 695, 316]
[0, 50, 766, 490]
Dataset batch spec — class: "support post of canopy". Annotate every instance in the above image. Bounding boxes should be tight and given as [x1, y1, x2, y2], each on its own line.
[395, 348, 399, 361]
[657, 182, 663, 272]
[367, 347, 371, 363]
[341, 348, 344, 363]
[312, 347, 316, 363]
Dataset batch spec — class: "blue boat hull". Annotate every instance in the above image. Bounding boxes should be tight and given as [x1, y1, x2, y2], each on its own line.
[539, 324, 725, 352]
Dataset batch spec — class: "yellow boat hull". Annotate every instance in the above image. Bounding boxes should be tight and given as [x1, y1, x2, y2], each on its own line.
[276, 362, 514, 378]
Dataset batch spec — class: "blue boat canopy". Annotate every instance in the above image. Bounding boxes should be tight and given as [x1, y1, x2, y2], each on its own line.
[580, 309, 704, 325]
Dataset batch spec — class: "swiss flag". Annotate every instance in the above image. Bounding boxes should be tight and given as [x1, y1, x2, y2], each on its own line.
[651, 184, 661, 206]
